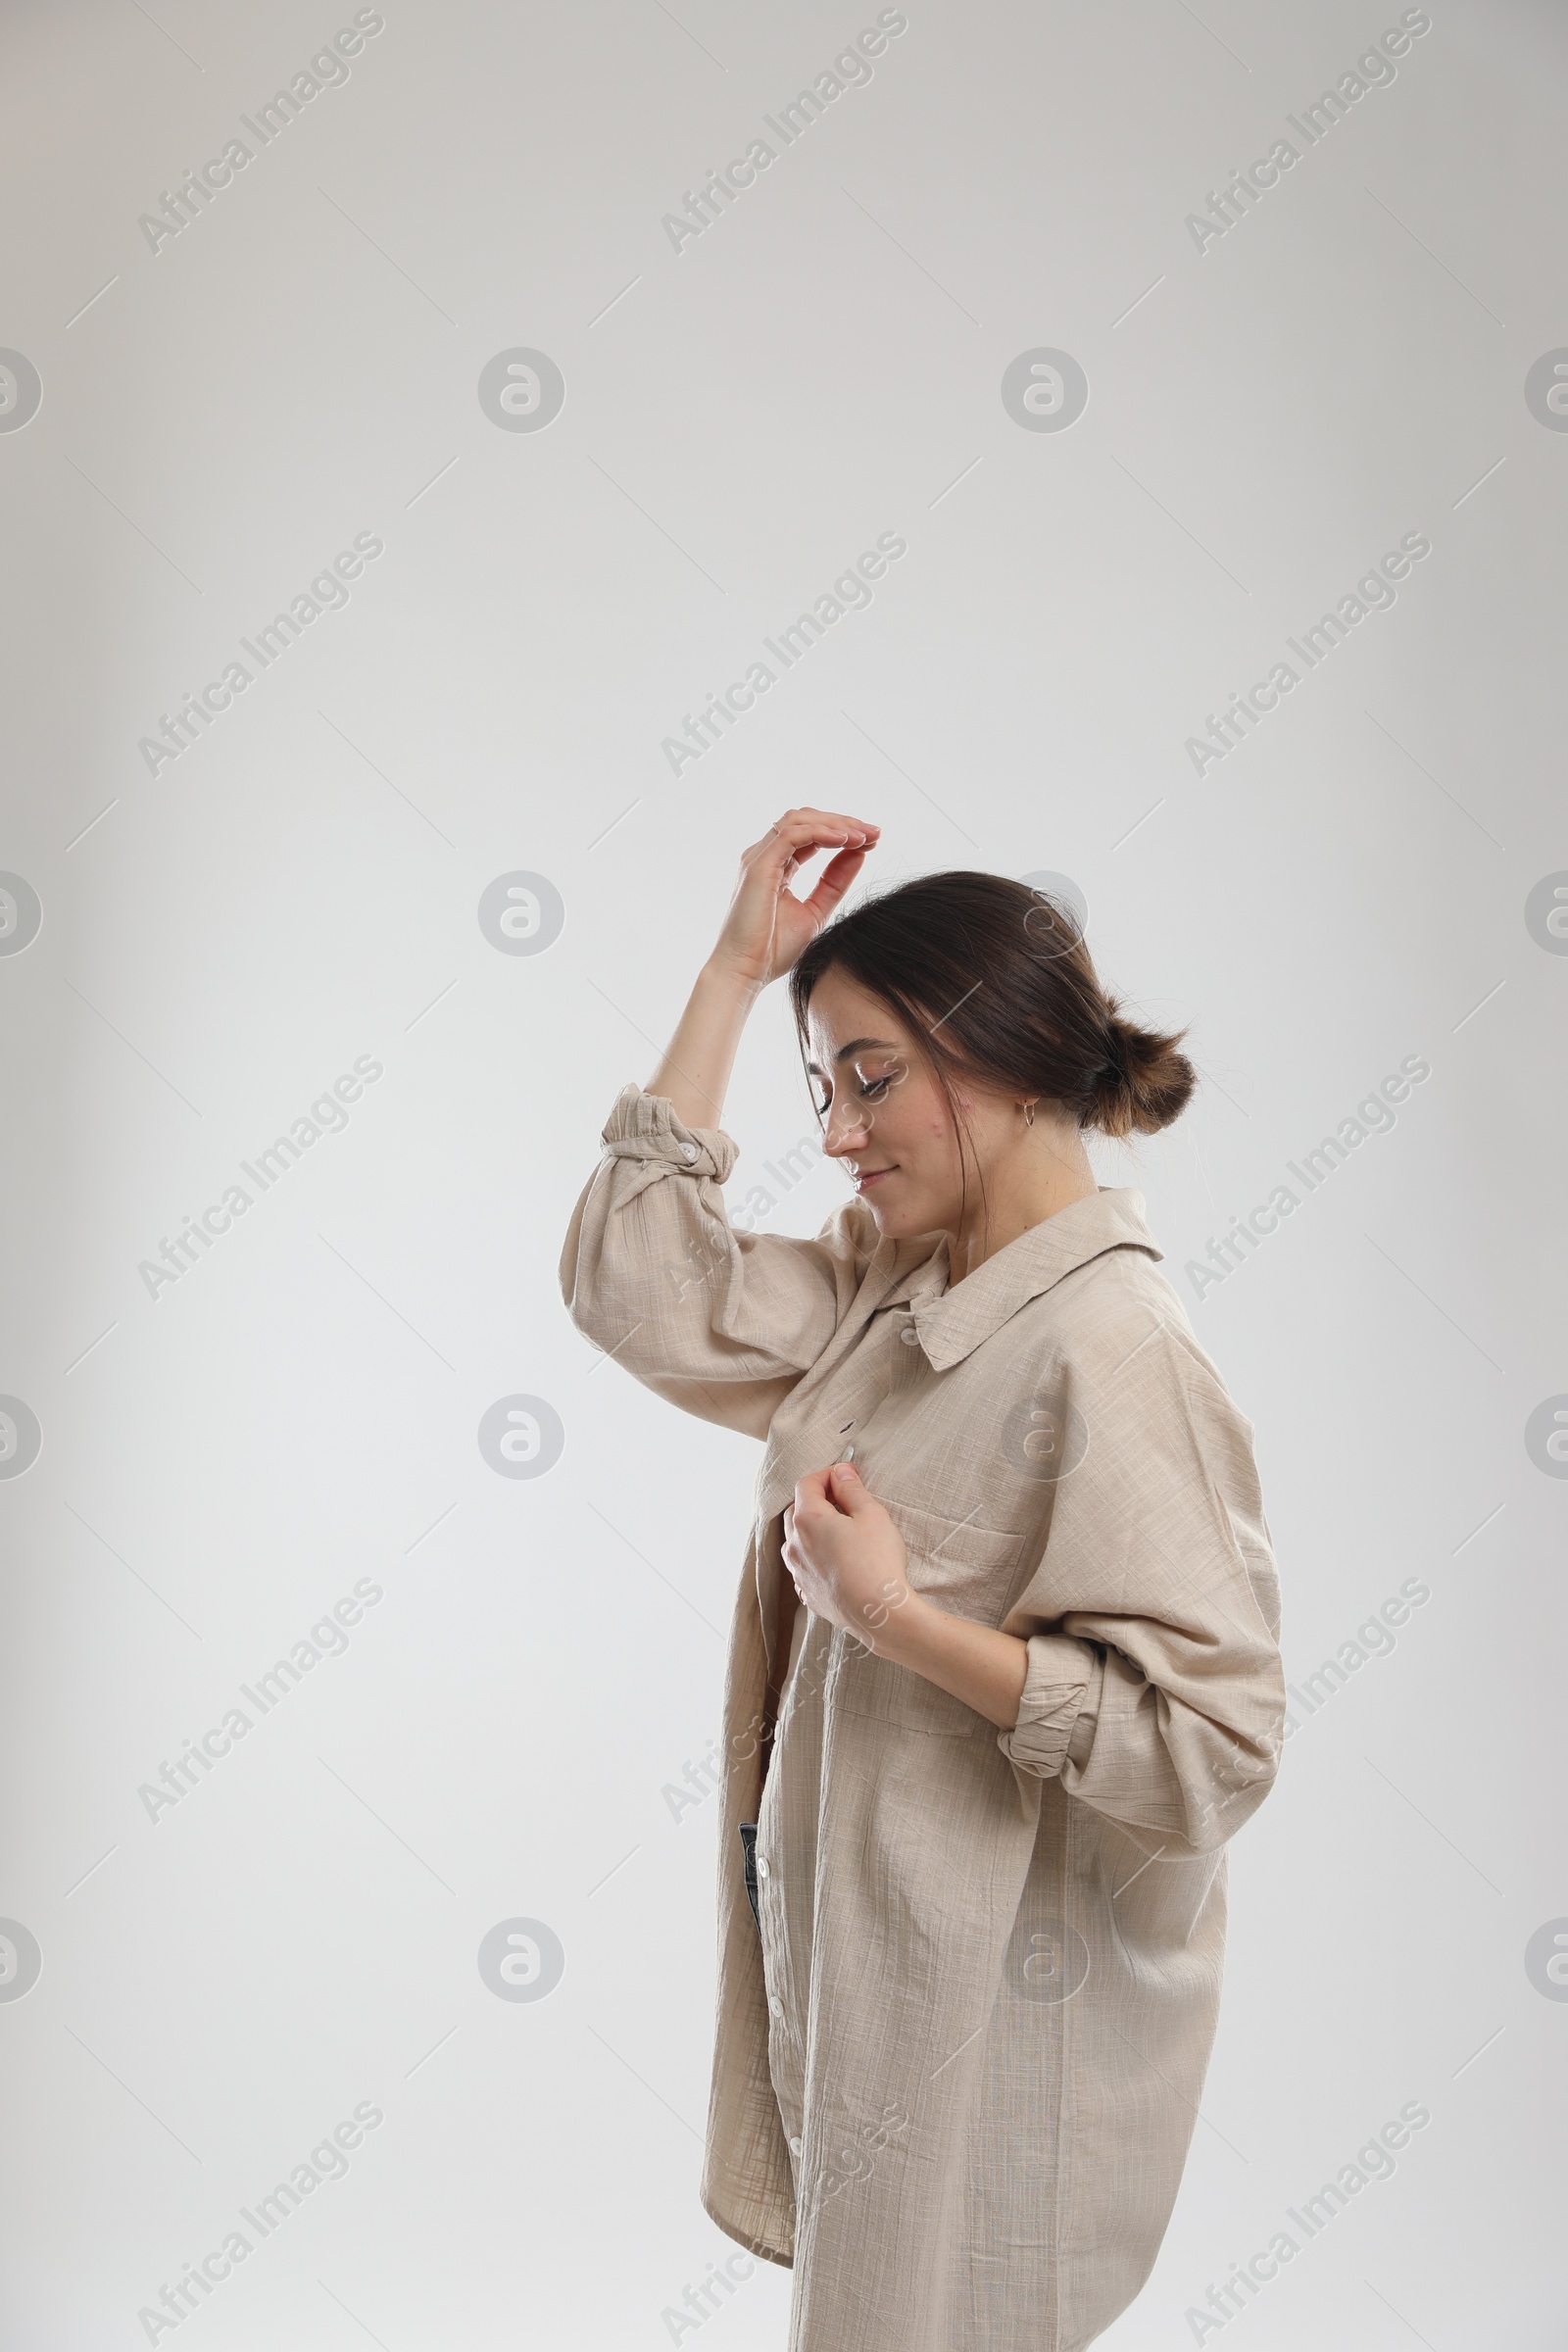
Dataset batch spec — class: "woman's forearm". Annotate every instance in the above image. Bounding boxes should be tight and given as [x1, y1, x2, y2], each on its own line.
[646, 957, 763, 1130]
[873, 1591, 1032, 1732]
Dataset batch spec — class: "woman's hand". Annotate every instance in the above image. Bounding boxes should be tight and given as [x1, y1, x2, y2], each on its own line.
[711, 808, 880, 989]
[644, 808, 879, 1148]
[784, 1462, 1035, 1731]
[783, 1461, 912, 1651]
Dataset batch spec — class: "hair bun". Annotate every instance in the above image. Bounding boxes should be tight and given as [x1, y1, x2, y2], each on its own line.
[1091, 1007, 1196, 1138]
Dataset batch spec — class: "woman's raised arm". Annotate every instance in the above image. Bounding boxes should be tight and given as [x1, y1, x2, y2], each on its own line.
[559, 809, 883, 1439]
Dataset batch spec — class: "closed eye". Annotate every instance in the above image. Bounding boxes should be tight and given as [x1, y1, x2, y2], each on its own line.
[813, 1073, 893, 1118]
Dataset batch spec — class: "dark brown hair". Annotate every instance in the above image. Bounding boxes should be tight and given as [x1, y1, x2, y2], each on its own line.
[787, 869, 1195, 1141]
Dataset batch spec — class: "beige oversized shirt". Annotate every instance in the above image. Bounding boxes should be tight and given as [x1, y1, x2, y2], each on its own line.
[561, 1086, 1285, 2352]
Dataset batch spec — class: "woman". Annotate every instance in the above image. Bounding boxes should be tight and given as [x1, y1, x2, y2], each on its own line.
[560, 809, 1284, 2352]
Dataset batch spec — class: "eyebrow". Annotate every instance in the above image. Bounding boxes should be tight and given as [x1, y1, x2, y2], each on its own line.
[805, 1036, 900, 1073]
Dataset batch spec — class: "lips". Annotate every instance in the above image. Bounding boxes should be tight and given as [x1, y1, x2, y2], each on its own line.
[853, 1166, 897, 1191]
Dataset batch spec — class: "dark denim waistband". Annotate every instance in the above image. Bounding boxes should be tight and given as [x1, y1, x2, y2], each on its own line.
[738, 1821, 761, 1938]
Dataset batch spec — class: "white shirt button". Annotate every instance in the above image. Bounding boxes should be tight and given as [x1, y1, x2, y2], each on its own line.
[839, 1445, 856, 1462]
[789, 2134, 803, 2156]
[756, 1856, 768, 1879]
[679, 1142, 698, 1161]
[900, 1324, 920, 1346]
[769, 1995, 784, 2017]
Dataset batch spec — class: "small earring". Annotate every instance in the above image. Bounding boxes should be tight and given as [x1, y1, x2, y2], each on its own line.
[1023, 1100, 1036, 1127]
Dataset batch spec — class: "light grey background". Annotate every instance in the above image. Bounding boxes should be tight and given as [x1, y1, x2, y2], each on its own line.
[1, 0, 1563, 2343]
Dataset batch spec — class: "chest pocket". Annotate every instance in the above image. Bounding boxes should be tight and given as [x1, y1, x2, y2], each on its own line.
[827, 1498, 1024, 1741]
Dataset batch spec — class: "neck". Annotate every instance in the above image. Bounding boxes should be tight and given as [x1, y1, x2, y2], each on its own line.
[945, 1122, 1100, 1285]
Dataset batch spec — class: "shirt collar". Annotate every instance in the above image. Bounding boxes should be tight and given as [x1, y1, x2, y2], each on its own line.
[881, 1188, 1163, 1372]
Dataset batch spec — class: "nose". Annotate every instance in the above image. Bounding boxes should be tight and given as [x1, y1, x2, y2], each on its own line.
[820, 1096, 872, 1157]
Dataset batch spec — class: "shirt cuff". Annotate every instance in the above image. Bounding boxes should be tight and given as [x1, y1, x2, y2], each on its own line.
[996, 1633, 1102, 1780]
[600, 1083, 740, 1184]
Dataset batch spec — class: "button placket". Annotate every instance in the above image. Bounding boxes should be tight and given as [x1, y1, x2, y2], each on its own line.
[877, 1304, 927, 1390]
[821, 1315, 909, 1476]
[755, 1851, 786, 2027]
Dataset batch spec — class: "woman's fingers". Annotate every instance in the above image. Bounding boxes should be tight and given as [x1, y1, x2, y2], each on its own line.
[793, 1468, 833, 1512]
[744, 809, 880, 873]
[767, 807, 879, 842]
[799, 844, 869, 924]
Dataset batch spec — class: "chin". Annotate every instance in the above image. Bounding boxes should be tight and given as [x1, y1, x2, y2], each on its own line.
[860, 1197, 922, 1238]
[848, 1170, 944, 1237]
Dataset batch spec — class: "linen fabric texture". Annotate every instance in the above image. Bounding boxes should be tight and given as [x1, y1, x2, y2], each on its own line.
[560, 1085, 1285, 2352]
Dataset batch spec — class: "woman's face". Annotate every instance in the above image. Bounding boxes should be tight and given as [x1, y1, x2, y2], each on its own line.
[805, 967, 1017, 1241]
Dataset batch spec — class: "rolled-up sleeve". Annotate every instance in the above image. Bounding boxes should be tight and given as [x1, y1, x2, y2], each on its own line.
[559, 1084, 877, 1439]
[997, 1635, 1103, 1780]
[994, 1317, 1285, 1857]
